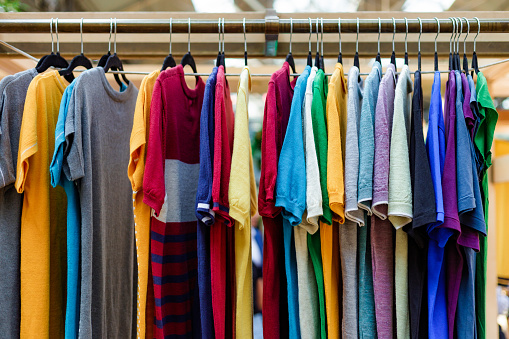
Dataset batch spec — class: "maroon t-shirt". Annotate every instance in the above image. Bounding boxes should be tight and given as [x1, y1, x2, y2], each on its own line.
[258, 62, 296, 339]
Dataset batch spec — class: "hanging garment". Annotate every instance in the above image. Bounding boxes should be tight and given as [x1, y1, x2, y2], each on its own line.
[390, 64, 413, 339]
[356, 61, 381, 339]
[211, 64, 236, 339]
[341, 65, 363, 339]
[143, 64, 204, 339]
[324, 62, 348, 339]
[371, 62, 396, 339]
[409, 69, 436, 339]
[310, 67, 329, 339]
[128, 69, 160, 339]
[49, 79, 80, 339]
[474, 70, 499, 339]
[15, 70, 68, 339]
[275, 64, 311, 339]
[258, 61, 295, 339]
[195, 66, 218, 339]
[0, 68, 37, 339]
[229, 66, 258, 339]
[456, 71, 486, 339]
[426, 70, 448, 339]
[63, 67, 137, 338]
[295, 65, 321, 339]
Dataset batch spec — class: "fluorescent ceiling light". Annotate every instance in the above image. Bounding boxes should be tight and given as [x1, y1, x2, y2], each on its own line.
[191, 0, 236, 12]
[402, 0, 455, 12]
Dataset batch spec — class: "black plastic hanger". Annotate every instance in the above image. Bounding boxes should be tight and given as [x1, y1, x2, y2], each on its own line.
[354, 18, 360, 72]
[404, 18, 409, 65]
[314, 18, 320, 68]
[337, 18, 343, 64]
[390, 18, 396, 67]
[97, 18, 113, 68]
[243, 18, 248, 67]
[434, 17, 440, 72]
[448, 17, 455, 71]
[376, 18, 381, 63]
[462, 17, 470, 73]
[36, 18, 74, 83]
[285, 18, 297, 74]
[215, 18, 223, 68]
[59, 18, 92, 77]
[180, 18, 199, 82]
[472, 17, 480, 75]
[103, 19, 130, 89]
[455, 18, 462, 71]
[161, 18, 177, 71]
[307, 18, 313, 67]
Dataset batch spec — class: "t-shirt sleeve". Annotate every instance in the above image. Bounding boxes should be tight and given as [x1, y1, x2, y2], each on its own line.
[14, 81, 39, 193]
[0, 91, 15, 189]
[63, 84, 85, 182]
[128, 76, 149, 192]
[49, 87, 71, 188]
[143, 79, 166, 215]
[326, 83, 345, 223]
[257, 81, 280, 218]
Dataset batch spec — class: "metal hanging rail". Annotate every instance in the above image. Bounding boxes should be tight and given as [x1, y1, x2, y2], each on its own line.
[0, 17, 507, 34]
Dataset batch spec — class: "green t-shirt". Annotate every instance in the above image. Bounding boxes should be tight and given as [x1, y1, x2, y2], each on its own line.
[474, 71, 498, 339]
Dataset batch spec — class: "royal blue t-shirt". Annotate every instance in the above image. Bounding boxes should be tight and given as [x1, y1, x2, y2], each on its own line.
[195, 66, 218, 339]
[50, 80, 80, 339]
[425, 71, 448, 339]
[275, 65, 310, 339]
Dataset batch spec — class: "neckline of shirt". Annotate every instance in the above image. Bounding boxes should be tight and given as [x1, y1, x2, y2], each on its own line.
[96, 66, 134, 102]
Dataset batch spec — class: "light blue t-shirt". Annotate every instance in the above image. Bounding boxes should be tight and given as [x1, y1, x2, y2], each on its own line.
[50, 80, 80, 339]
[275, 65, 310, 339]
[356, 61, 381, 338]
[425, 71, 448, 339]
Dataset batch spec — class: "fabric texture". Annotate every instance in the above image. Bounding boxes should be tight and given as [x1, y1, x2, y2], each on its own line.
[143, 65, 204, 338]
[15, 71, 68, 339]
[127, 69, 160, 339]
[0, 68, 36, 339]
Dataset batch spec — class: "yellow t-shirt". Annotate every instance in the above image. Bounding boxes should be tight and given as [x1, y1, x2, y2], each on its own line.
[496, 139, 509, 280]
[229, 66, 258, 338]
[15, 70, 68, 339]
[127, 69, 160, 339]
[321, 63, 348, 339]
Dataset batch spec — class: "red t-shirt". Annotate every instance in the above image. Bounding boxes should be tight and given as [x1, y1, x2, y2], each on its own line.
[143, 65, 205, 338]
[258, 62, 296, 339]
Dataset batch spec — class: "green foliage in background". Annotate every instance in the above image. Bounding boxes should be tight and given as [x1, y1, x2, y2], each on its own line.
[0, 0, 28, 12]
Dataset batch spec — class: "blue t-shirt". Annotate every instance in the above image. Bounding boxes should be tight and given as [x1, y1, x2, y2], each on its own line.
[50, 80, 80, 339]
[425, 71, 448, 339]
[275, 65, 310, 339]
[356, 61, 381, 338]
[195, 66, 218, 339]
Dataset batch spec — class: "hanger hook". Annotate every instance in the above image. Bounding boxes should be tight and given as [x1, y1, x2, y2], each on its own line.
[114, 18, 117, 54]
[243, 18, 247, 53]
[404, 17, 408, 54]
[456, 17, 463, 54]
[218, 18, 221, 53]
[55, 17, 60, 53]
[453, 17, 458, 53]
[169, 18, 173, 55]
[434, 17, 440, 54]
[462, 17, 469, 55]
[321, 18, 324, 56]
[377, 17, 381, 55]
[316, 18, 319, 54]
[474, 17, 480, 52]
[338, 18, 341, 55]
[187, 18, 191, 53]
[289, 18, 293, 54]
[108, 18, 112, 53]
[308, 18, 312, 53]
[392, 18, 396, 52]
[449, 17, 455, 54]
[50, 17, 54, 54]
[418, 17, 422, 53]
[356, 18, 359, 54]
[222, 18, 225, 53]
[80, 18, 84, 55]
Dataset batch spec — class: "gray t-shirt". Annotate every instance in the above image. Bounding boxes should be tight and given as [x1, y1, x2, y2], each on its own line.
[0, 68, 37, 338]
[64, 67, 138, 339]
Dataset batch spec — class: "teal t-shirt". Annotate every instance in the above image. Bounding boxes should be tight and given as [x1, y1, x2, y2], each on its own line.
[276, 65, 310, 339]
